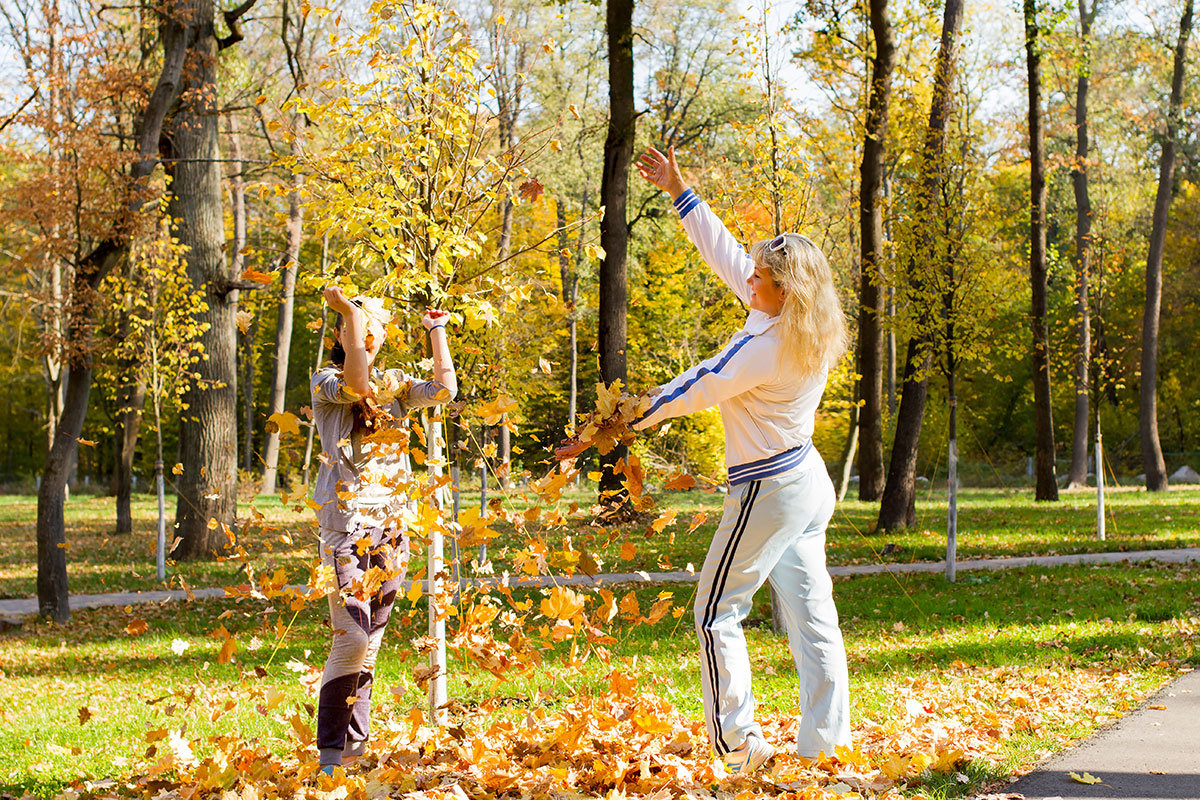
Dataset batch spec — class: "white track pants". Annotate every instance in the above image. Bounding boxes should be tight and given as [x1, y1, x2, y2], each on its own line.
[695, 460, 852, 758]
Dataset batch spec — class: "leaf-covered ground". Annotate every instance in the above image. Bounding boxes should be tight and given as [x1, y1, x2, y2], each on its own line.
[2, 562, 1196, 799]
[3, 485, 1199, 598]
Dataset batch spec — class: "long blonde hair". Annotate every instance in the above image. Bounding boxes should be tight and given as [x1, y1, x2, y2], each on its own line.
[749, 233, 848, 381]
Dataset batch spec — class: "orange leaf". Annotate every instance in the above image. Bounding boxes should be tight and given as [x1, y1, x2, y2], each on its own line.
[240, 268, 275, 284]
[664, 472, 695, 491]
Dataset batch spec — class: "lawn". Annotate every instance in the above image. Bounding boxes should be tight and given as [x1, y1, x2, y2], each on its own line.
[1, 483, 1198, 599]
[1, 561, 1196, 799]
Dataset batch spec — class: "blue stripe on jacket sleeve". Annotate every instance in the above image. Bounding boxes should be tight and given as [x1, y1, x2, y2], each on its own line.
[638, 335, 754, 425]
[674, 189, 702, 220]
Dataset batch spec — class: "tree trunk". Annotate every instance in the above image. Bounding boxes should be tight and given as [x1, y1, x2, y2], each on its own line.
[1140, 0, 1192, 492]
[856, 0, 894, 502]
[876, 0, 964, 532]
[302, 234, 330, 485]
[557, 195, 582, 438]
[836, 403, 859, 503]
[226, 117, 252, 475]
[240, 318, 257, 472]
[34, 0, 192, 620]
[598, 0, 635, 510]
[1025, 0, 1059, 502]
[1067, 0, 1096, 489]
[170, 0, 239, 558]
[260, 131, 304, 496]
[114, 379, 147, 534]
[878, 341, 930, 530]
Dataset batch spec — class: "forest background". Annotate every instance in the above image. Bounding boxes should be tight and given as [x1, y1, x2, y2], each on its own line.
[0, 0, 1198, 616]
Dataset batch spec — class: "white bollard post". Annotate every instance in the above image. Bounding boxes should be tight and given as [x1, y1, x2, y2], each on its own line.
[946, 437, 958, 582]
[155, 460, 166, 581]
[425, 410, 449, 726]
[1096, 423, 1106, 542]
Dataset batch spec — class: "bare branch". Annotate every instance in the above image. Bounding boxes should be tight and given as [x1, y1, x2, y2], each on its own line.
[217, 0, 257, 51]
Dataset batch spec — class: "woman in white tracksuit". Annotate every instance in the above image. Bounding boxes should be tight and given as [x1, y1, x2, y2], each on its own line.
[635, 147, 852, 775]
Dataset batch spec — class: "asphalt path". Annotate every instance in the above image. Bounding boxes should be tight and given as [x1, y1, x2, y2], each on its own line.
[1006, 668, 1200, 800]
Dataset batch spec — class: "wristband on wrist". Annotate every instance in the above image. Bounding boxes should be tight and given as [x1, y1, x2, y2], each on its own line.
[428, 322, 446, 330]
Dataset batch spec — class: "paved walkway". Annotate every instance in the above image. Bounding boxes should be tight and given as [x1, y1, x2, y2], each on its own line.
[1006, 668, 1200, 800]
[2, 546, 1198, 619]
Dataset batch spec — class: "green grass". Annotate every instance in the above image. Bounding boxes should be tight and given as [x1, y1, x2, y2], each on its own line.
[1, 561, 1196, 798]
[3, 484, 1198, 599]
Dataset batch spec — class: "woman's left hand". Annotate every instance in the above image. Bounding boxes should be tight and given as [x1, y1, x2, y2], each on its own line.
[422, 309, 450, 331]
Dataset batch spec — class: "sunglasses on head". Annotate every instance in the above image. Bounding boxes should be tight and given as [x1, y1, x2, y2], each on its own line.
[768, 233, 805, 253]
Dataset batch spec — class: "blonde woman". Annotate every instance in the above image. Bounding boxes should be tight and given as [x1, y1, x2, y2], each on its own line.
[635, 146, 851, 774]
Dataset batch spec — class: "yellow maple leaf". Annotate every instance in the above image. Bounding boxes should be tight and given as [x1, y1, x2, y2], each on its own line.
[268, 411, 300, 437]
[406, 582, 423, 604]
[540, 587, 585, 621]
[478, 394, 518, 425]
[1069, 771, 1103, 785]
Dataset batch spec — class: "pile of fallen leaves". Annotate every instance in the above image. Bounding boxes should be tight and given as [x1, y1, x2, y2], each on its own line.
[63, 657, 1154, 800]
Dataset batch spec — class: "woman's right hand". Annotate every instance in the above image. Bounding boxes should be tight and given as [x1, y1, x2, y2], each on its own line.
[636, 146, 688, 201]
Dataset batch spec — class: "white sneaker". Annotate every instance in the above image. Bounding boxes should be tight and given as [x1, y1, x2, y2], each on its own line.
[723, 735, 775, 776]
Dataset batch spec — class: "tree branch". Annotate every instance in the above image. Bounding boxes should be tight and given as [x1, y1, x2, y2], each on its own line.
[218, 0, 257, 51]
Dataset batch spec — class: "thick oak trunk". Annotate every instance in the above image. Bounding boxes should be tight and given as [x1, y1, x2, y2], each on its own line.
[598, 0, 635, 509]
[34, 3, 192, 620]
[1140, 0, 1192, 492]
[170, 0, 239, 558]
[1025, 0, 1059, 501]
[856, 0, 894, 502]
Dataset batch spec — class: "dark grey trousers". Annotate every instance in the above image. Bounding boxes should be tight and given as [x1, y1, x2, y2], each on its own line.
[316, 526, 407, 767]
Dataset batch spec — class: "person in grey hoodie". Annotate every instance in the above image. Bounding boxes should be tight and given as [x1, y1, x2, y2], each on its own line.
[312, 286, 456, 774]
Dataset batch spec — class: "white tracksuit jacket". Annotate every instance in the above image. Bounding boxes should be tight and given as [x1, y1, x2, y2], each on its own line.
[633, 189, 827, 486]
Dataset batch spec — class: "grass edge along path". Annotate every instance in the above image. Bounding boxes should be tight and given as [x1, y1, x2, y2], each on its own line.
[2, 545, 1198, 619]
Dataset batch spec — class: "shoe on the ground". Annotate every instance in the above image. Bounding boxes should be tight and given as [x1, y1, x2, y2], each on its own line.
[723, 735, 775, 776]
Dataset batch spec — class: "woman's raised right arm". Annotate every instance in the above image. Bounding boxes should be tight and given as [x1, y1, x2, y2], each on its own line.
[636, 146, 754, 305]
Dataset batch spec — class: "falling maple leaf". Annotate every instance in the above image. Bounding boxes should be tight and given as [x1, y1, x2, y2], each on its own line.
[519, 177, 544, 202]
[240, 267, 275, 284]
[478, 394, 518, 425]
[664, 472, 696, 491]
[124, 618, 149, 636]
[267, 411, 300, 437]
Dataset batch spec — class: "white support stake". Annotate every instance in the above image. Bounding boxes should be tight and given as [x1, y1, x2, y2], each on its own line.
[1096, 424, 1106, 542]
[155, 460, 166, 581]
[946, 437, 958, 583]
[425, 409, 449, 726]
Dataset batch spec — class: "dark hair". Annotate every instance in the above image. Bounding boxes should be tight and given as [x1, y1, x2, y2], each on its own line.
[330, 312, 346, 367]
